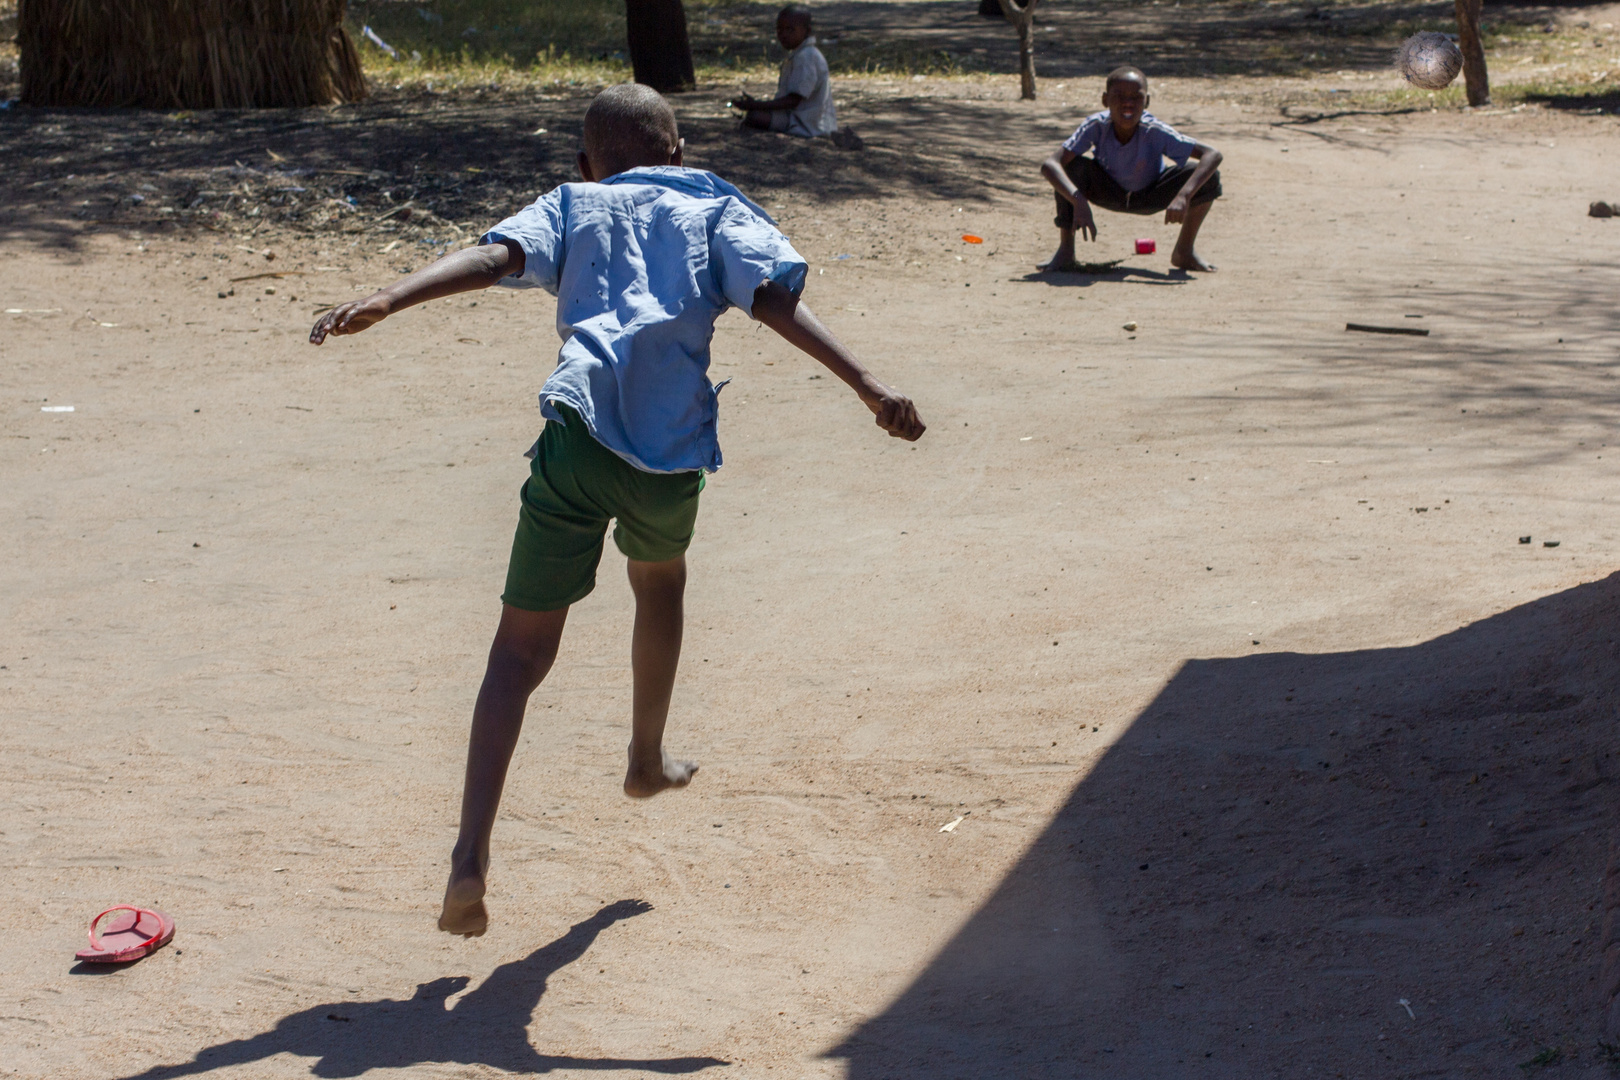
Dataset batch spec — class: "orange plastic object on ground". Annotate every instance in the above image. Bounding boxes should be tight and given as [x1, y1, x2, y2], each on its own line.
[961, 234, 983, 243]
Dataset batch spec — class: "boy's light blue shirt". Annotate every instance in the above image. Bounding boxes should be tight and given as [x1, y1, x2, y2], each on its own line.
[481, 166, 808, 474]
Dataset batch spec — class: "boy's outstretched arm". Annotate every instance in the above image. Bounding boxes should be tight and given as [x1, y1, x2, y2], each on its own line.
[308, 240, 525, 344]
[1165, 143, 1222, 225]
[751, 280, 925, 442]
[1040, 148, 1095, 242]
[731, 91, 804, 113]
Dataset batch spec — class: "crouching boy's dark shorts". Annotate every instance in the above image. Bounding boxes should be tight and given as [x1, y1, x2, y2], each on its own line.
[502, 404, 704, 612]
[1054, 157, 1222, 227]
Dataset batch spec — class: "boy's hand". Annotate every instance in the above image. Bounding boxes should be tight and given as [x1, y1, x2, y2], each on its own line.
[309, 294, 390, 344]
[1070, 194, 1097, 242]
[306, 241, 522, 346]
[751, 281, 926, 443]
[864, 383, 926, 442]
[1164, 192, 1190, 225]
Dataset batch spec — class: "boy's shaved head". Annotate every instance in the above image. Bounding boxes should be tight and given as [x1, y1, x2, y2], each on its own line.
[1105, 65, 1148, 90]
[583, 84, 680, 176]
[779, 5, 813, 29]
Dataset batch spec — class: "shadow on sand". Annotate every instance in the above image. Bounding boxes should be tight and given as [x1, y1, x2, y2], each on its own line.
[830, 574, 1620, 1076]
[115, 900, 728, 1078]
[1023, 264, 1192, 286]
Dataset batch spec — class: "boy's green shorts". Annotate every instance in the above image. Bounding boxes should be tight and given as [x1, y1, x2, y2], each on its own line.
[502, 404, 704, 612]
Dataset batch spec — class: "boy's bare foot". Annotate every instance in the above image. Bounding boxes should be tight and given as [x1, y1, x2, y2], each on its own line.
[439, 869, 489, 937]
[1171, 249, 1217, 272]
[1037, 249, 1080, 272]
[624, 747, 698, 798]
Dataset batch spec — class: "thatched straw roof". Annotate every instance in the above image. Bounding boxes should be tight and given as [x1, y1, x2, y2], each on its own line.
[19, 0, 366, 108]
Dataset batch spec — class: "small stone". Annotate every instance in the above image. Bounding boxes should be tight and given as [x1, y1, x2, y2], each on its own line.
[265, 286, 276, 295]
[1544, 539, 1560, 547]
[1519, 536, 1532, 543]
[1123, 321, 1139, 331]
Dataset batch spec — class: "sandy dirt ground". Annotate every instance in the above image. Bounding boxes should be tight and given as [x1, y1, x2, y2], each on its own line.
[6, 64, 1620, 1080]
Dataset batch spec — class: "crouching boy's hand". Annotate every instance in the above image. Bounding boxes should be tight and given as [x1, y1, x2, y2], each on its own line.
[752, 279, 926, 443]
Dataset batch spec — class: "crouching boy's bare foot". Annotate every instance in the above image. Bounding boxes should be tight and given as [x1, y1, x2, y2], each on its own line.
[1037, 245, 1081, 273]
[439, 864, 489, 937]
[1171, 248, 1217, 272]
[624, 746, 698, 798]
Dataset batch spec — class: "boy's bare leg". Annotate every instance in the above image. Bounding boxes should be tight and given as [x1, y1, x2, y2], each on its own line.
[1038, 225, 1078, 272]
[623, 554, 699, 797]
[440, 603, 569, 937]
[1170, 200, 1216, 272]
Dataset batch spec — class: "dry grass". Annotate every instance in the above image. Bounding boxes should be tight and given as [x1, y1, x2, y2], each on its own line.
[4, 0, 1617, 115]
[16, 0, 365, 107]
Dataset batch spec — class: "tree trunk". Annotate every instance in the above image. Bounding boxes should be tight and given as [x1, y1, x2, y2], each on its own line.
[626, 0, 696, 94]
[997, 0, 1037, 100]
[1453, 0, 1490, 106]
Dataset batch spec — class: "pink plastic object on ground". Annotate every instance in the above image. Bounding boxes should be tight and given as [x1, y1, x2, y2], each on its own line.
[75, 906, 175, 963]
[1135, 238, 1156, 255]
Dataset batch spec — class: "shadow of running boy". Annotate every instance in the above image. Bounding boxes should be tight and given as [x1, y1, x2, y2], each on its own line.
[1039, 66, 1223, 272]
[113, 901, 727, 1078]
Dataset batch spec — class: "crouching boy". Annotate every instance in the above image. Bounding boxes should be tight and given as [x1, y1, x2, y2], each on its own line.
[1040, 66, 1223, 272]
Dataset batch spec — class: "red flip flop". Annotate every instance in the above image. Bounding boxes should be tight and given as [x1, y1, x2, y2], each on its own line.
[75, 906, 175, 963]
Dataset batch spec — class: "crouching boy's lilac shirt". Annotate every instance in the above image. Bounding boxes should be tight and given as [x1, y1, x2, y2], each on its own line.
[482, 166, 808, 474]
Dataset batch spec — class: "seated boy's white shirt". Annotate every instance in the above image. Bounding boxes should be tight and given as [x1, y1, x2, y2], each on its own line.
[481, 167, 808, 475]
[775, 36, 837, 136]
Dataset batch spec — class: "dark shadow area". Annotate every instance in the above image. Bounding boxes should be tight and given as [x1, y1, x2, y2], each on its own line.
[0, 0, 1590, 251]
[0, 87, 1062, 252]
[1521, 88, 1620, 111]
[113, 900, 728, 1078]
[832, 574, 1620, 1076]
[1023, 264, 1191, 286]
[69, 958, 146, 975]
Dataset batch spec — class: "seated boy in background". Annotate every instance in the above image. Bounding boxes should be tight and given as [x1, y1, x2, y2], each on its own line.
[1040, 66, 1223, 272]
[732, 6, 838, 137]
[309, 84, 923, 936]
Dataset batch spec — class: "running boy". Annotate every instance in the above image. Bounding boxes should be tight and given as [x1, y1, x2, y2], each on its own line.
[308, 84, 924, 936]
[731, 6, 838, 137]
[1039, 66, 1223, 272]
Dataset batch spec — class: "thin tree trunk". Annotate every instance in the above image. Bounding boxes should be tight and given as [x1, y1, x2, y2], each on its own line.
[625, 0, 695, 94]
[1453, 0, 1490, 106]
[997, 0, 1037, 100]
